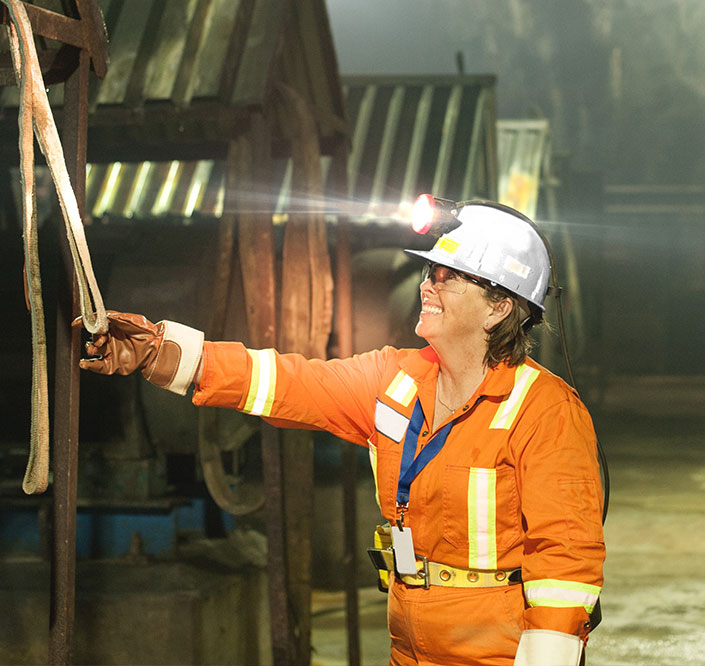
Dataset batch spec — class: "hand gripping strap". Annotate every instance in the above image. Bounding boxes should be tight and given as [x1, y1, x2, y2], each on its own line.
[159, 321, 204, 395]
[513, 629, 583, 666]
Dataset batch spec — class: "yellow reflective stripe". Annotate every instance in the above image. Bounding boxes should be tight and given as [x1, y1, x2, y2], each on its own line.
[489, 363, 540, 429]
[524, 579, 601, 613]
[243, 348, 277, 416]
[368, 440, 381, 509]
[384, 370, 417, 407]
[467, 467, 497, 569]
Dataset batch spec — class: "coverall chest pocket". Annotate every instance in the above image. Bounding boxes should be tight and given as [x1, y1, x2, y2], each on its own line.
[442, 465, 521, 552]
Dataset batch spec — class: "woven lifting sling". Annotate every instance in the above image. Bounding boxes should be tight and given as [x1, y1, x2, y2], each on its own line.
[3, 0, 108, 494]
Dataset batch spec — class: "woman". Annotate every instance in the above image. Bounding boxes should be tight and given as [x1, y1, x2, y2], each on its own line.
[79, 200, 605, 665]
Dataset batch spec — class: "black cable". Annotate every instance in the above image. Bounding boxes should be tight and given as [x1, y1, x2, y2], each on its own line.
[549, 255, 609, 632]
[541, 230, 610, 525]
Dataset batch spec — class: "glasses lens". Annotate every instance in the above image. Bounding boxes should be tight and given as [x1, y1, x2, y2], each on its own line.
[422, 264, 468, 294]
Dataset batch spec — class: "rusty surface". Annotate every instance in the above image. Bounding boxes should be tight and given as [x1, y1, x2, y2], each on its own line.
[49, 45, 89, 666]
[236, 115, 277, 349]
[0, 2, 108, 78]
[20, 4, 84, 48]
[75, 0, 108, 78]
[328, 142, 360, 666]
[277, 81, 333, 359]
[336, 217, 361, 666]
[260, 423, 295, 666]
[232, 111, 297, 664]
[276, 81, 334, 664]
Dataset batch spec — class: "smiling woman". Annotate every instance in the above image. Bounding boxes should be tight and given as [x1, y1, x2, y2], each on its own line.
[75, 197, 604, 666]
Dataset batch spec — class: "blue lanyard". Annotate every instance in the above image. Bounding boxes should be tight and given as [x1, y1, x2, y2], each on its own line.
[396, 399, 454, 508]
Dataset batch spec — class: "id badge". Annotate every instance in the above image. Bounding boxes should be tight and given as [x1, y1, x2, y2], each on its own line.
[391, 525, 417, 575]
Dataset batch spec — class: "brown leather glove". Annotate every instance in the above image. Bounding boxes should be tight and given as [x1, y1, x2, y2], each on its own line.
[75, 311, 204, 395]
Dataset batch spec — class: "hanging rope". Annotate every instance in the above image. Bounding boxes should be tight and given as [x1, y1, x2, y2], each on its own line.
[2, 0, 108, 494]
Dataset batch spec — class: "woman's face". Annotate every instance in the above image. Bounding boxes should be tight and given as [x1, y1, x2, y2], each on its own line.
[414, 264, 496, 348]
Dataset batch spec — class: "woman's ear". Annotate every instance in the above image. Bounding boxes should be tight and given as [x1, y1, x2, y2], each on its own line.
[486, 297, 514, 330]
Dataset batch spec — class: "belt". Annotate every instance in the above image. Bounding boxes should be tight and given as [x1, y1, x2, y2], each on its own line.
[368, 547, 521, 589]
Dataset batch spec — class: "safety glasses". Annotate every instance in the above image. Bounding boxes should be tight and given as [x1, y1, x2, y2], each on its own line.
[421, 263, 487, 294]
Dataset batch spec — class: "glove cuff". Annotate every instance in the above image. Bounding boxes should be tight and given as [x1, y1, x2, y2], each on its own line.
[149, 321, 204, 395]
[513, 629, 583, 666]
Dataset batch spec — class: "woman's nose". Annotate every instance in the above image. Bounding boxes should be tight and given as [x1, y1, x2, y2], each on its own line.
[420, 276, 437, 295]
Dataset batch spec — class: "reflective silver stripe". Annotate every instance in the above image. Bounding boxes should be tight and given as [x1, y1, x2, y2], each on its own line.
[243, 348, 276, 416]
[374, 400, 410, 443]
[524, 579, 601, 614]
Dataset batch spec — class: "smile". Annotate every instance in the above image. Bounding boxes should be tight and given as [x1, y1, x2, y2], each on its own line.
[421, 304, 443, 314]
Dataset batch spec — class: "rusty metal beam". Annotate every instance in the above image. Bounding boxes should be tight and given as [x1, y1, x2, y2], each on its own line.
[0, 1, 108, 78]
[49, 45, 89, 666]
[232, 112, 296, 665]
[329, 142, 360, 666]
[0, 4, 83, 48]
[75, 0, 109, 78]
[261, 425, 295, 666]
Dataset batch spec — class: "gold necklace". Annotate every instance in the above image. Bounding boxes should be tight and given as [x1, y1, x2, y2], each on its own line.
[436, 393, 459, 412]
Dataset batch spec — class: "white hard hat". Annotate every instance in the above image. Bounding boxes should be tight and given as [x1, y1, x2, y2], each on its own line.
[404, 199, 551, 311]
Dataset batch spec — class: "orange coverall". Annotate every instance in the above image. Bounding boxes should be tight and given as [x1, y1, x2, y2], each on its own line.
[193, 342, 605, 666]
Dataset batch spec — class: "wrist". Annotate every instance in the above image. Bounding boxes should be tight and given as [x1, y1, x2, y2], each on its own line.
[146, 321, 204, 395]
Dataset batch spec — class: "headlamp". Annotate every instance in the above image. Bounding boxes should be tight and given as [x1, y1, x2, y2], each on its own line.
[410, 194, 461, 236]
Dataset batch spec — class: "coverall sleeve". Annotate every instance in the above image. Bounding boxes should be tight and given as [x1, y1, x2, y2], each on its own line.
[513, 395, 605, 640]
[192, 341, 389, 446]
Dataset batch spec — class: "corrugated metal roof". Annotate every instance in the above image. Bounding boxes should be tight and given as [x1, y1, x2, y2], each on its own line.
[10, 155, 300, 223]
[342, 75, 498, 218]
[0, 0, 347, 158]
[19, 119, 550, 225]
[497, 119, 551, 219]
[23, 74, 497, 224]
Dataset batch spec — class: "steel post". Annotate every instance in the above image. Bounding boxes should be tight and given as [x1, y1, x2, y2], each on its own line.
[48, 46, 89, 666]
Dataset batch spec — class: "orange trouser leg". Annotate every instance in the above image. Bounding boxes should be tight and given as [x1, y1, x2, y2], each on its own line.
[387, 579, 525, 666]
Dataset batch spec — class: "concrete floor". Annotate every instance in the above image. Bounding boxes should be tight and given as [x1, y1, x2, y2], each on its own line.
[311, 376, 705, 666]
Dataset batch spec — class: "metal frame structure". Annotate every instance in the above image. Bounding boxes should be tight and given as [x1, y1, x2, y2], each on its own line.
[0, 2, 108, 664]
[2, 2, 355, 664]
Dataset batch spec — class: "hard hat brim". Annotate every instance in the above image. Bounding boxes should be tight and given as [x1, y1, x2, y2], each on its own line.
[403, 247, 546, 312]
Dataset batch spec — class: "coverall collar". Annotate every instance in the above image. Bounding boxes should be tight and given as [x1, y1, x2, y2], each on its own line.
[398, 346, 519, 402]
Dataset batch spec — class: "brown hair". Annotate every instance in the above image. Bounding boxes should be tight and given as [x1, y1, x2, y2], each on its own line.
[483, 285, 541, 368]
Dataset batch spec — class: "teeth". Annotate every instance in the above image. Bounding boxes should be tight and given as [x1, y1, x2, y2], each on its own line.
[422, 305, 443, 314]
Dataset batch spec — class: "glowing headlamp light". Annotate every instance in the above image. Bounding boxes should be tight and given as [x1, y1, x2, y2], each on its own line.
[410, 194, 461, 236]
